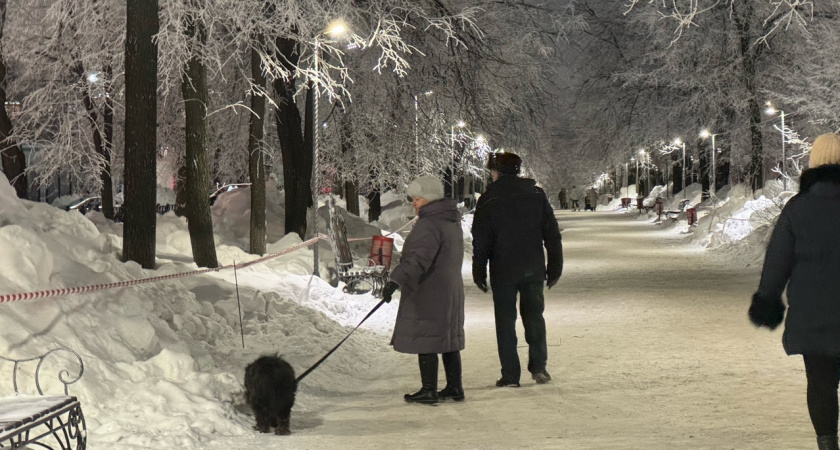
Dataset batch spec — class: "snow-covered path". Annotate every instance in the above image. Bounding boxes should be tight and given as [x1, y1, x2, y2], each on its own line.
[208, 210, 813, 449]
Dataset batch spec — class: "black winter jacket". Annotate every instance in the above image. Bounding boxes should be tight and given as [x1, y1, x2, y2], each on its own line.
[752, 164, 840, 355]
[471, 175, 563, 286]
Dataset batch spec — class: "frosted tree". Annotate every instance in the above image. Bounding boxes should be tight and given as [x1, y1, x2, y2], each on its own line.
[0, 0, 27, 199]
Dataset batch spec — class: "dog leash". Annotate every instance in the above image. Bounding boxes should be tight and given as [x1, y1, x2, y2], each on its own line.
[295, 298, 387, 383]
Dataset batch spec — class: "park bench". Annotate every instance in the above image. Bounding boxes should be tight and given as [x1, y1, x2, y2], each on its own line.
[0, 348, 87, 450]
[325, 198, 390, 296]
[663, 198, 692, 222]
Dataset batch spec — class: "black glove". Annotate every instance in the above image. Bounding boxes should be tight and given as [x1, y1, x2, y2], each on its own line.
[546, 264, 561, 289]
[748, 292, 785, 330]
[381, 281, 399, 303]
[473, 265, 488, 293]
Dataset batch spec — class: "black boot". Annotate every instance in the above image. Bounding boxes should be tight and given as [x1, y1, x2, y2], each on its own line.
[438, 351, 465, 401]
[405, 354, 438, 404]
[818, 435, 840, 450]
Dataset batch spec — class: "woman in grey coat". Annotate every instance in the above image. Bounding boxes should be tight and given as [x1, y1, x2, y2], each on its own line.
[749, 133, 840, 450]
[381, 175, 466, 404]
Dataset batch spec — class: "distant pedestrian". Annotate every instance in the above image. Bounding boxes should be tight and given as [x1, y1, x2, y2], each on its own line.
[748, 133, 840, 450]
[558, 188, 568, 209]
[472, 152, 563, 387]
[381, 175, 466, 405]
[586, 187, 599, 211]
[569, 185, 582, 211]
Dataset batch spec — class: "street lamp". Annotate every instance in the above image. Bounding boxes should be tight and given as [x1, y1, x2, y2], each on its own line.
[631, 156, 638, 197]
[310, 19, 349, 276]
[673, 138, 686, 199]
[700, 129, 718, 199]
[765, 102, 787, 190]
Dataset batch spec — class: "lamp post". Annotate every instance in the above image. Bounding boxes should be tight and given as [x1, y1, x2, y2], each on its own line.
[765, 102, 787, 190]
[309, 19, 348, 277]
[700, 129, 718, 198]
[631, 156, 638, 197]
[674, 138, 686, 199]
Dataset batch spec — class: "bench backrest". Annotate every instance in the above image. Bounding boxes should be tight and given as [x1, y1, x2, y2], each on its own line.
[0, 348, 84, 396]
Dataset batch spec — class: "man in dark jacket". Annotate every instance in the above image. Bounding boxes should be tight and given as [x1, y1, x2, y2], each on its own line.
[471, 152, 563, 387]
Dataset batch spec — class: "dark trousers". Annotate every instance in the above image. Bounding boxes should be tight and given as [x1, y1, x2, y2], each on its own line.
[803, 354, 840, 436]
[491, 280, 547, 382]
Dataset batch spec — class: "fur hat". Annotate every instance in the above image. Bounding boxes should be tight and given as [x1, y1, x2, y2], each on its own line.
[809, 133, 840, 168]
[487, 152, 522, 175]
[406, 175, 444, 202]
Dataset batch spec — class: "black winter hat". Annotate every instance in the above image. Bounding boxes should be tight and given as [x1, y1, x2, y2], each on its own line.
[487, 152, 522, 175]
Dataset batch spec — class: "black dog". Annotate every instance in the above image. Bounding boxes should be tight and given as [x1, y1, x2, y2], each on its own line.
[244, 354, 297, 435]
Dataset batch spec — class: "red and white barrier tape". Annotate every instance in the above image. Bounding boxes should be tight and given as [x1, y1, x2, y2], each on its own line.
[347, 217, 417, 242]
[0, 235, 324, 304]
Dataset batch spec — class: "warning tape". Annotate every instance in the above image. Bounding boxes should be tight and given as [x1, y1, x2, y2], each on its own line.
[0, 235, 325, 304]
[347, 217, 417, 242]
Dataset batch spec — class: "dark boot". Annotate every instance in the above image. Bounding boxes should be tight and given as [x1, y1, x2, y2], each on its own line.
[405, 354, 438, 404]
[818, 435, 840, 450]
[438, 351, 465, 401]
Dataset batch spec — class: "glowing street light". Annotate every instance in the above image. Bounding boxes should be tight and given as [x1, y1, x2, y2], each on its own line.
[764, 101, 787, 190]
[325, 19, 349, 38]
[700, 129, 718, 198]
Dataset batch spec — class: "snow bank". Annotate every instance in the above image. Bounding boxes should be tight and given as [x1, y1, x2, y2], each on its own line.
[0, 175, 402, 450]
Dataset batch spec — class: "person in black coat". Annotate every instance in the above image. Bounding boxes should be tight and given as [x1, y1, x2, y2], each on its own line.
[749, 132, 840, 450]
[471, 152, 563, 387]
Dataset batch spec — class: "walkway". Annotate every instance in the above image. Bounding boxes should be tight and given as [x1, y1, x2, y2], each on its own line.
[208, 209, 811, 449]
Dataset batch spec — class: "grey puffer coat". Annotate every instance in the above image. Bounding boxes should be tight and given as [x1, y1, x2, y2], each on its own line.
[752, 164, 840, 355]
[389, 198, 465, 354]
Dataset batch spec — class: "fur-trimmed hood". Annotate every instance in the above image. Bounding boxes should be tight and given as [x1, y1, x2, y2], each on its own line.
[799, 164, 840, 198]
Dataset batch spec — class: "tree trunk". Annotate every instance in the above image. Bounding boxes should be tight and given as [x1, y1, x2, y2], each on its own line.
[181, 7, 218, 268]
[273, 37, 310, 239]
[0, 0, 27, 199]
[339, 107, 359, 216]
[699, 141, 710, 201]
[367, 189, 381, 223]
[123, 0, 158, 269]
[248, 42, 266, 255]
[100, 68, 115, 220]
[746, 96, 764, 191]
[174, 164, 187, 216]
[344, 181, 359, 216]
[733, 1, 764, 192]
[79, 66, 114, 219]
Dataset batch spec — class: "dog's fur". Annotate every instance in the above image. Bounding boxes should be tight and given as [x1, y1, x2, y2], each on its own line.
[244, 354, 297, 435]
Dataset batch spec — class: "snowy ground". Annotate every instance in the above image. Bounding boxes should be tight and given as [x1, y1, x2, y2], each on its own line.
[0, 175, 815, 449]
[207, 210, 812, 450]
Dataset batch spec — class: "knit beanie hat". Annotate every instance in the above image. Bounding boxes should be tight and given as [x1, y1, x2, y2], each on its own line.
[809, 133, 840, 168]
[406, 175, 445, 202]
[487, 152, 522, 175]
